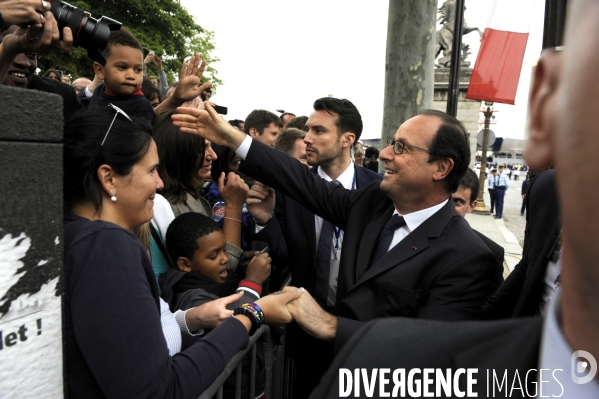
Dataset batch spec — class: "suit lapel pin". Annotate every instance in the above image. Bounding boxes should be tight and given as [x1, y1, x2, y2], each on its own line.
[412, 245, 417, 250]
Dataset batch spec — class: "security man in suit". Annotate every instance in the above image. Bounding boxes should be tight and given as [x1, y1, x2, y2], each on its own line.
[452, 168, 505, 291]
[247, 97, 381, 396]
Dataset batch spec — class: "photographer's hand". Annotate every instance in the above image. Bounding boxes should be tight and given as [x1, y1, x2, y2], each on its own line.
[0, 0, 49, 27]
[0, 13, 72, 84]
[1, 12, 71, 55]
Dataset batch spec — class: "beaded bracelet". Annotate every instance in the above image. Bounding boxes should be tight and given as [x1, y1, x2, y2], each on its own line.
[233, 302, 264, 335]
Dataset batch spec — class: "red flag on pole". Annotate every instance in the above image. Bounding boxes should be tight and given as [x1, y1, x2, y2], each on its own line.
[466, 0, 537, 104]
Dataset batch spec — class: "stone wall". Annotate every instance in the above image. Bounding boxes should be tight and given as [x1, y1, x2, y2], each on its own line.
[0, 85, 64, 397]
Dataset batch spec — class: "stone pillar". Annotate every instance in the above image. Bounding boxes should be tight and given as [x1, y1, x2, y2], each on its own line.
[0, 85, 64, 397]
[381, 0, 437, 146]
[433, 67, 480, 167]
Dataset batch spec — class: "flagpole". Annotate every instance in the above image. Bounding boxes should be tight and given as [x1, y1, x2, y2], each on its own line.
[446, 0, 465, 117]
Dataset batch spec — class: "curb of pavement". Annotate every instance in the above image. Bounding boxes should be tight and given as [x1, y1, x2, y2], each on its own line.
[465, 212, 523, 274]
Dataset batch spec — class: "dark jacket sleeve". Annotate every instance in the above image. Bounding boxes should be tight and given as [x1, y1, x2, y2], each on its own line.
[67, 229, 248, 398]
[479, 257, 528, 319]
[252, 191, 289, 264]
[240, 139, 369, 230]
[334, 317, 365, 354]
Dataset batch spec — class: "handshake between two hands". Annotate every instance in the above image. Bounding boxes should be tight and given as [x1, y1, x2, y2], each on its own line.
[192, 286, 337, 342]
[256, 286, 338, 341]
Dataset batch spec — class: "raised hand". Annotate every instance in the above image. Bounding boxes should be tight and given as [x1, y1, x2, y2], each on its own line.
[171, 103, 246, 149]
[143, 52, 154, 66]
[247, 181, 275, 225]
[173, 53, 211, 103]
[219, 172, 249, 210]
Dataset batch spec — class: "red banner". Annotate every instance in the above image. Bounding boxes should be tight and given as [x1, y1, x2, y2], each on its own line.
[466, 28, 529, 105]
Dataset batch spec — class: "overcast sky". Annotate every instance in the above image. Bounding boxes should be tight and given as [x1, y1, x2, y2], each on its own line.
[181, 0, 545, 140]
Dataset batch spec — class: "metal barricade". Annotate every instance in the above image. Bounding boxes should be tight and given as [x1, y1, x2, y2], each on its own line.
[198, 325, 274, 399]
[199, 275, 294, 399]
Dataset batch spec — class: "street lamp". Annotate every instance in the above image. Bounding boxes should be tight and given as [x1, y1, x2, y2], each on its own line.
[473, 102, 494, 214]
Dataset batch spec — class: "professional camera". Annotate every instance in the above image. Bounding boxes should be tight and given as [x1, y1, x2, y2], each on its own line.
[51, 1, 121, 64]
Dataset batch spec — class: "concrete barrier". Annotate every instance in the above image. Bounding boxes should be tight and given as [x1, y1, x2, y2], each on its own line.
[0, 85, 64, 398]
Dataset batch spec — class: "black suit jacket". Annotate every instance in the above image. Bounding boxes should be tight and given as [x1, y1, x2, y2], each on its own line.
[240, 140, 499, 324]
[475, 230, 505, 293]
[253, 164, 382, 295]
[481, 170, 560, 319]
[311, 317, 542, 399]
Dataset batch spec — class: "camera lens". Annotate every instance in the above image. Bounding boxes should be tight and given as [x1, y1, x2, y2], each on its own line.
[51, 1, 121, 64]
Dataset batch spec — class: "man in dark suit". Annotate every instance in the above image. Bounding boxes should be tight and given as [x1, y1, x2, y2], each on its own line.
[452, 168, 505, 291]
[173, 106, 499, 330]
[521, 172, 531, 216]
[481, 169, 560, 319]
[247, 98, 381, 396]
[302, 7, 599, 395]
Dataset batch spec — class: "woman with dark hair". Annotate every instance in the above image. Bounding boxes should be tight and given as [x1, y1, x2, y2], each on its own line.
[206, 143, 256, 206]
[43, 68, 61, 81]
[63, 105, 300, 398]
[142, 77, 162, 108]
[153, 111, 248, 269]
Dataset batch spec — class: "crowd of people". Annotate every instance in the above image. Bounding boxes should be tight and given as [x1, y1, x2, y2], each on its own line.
[2, 0, 599, 398]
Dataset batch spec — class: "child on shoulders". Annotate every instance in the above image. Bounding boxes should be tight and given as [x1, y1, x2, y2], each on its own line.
[89, 28, 155, 122]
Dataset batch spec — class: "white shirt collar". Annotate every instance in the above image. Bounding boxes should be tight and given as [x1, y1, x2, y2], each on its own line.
[317, 161, 355, 189]
[392, 199, 448, 233]
[539, 294, 599, 397]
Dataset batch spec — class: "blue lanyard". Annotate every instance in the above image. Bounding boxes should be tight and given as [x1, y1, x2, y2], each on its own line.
[332, 170, 356, 259]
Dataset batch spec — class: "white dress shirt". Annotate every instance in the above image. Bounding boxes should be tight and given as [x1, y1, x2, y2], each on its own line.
[539, 295, 599, 397]
[386, 199, 449, 251]
[315, 162, 356, 307]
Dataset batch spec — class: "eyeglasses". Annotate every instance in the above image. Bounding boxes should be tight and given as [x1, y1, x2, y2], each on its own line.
[100, 103, 132, 147]
[386, 138, 431, 155]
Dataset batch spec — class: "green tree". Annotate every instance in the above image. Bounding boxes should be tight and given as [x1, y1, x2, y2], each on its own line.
[39, 0, 221, 89]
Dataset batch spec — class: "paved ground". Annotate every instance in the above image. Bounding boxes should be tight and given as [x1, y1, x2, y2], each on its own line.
[465, 174, 528, 277]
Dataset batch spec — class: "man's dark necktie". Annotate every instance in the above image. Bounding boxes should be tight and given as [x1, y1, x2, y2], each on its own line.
[370, 214, 406, 267]
[314, 180, 341, 306]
